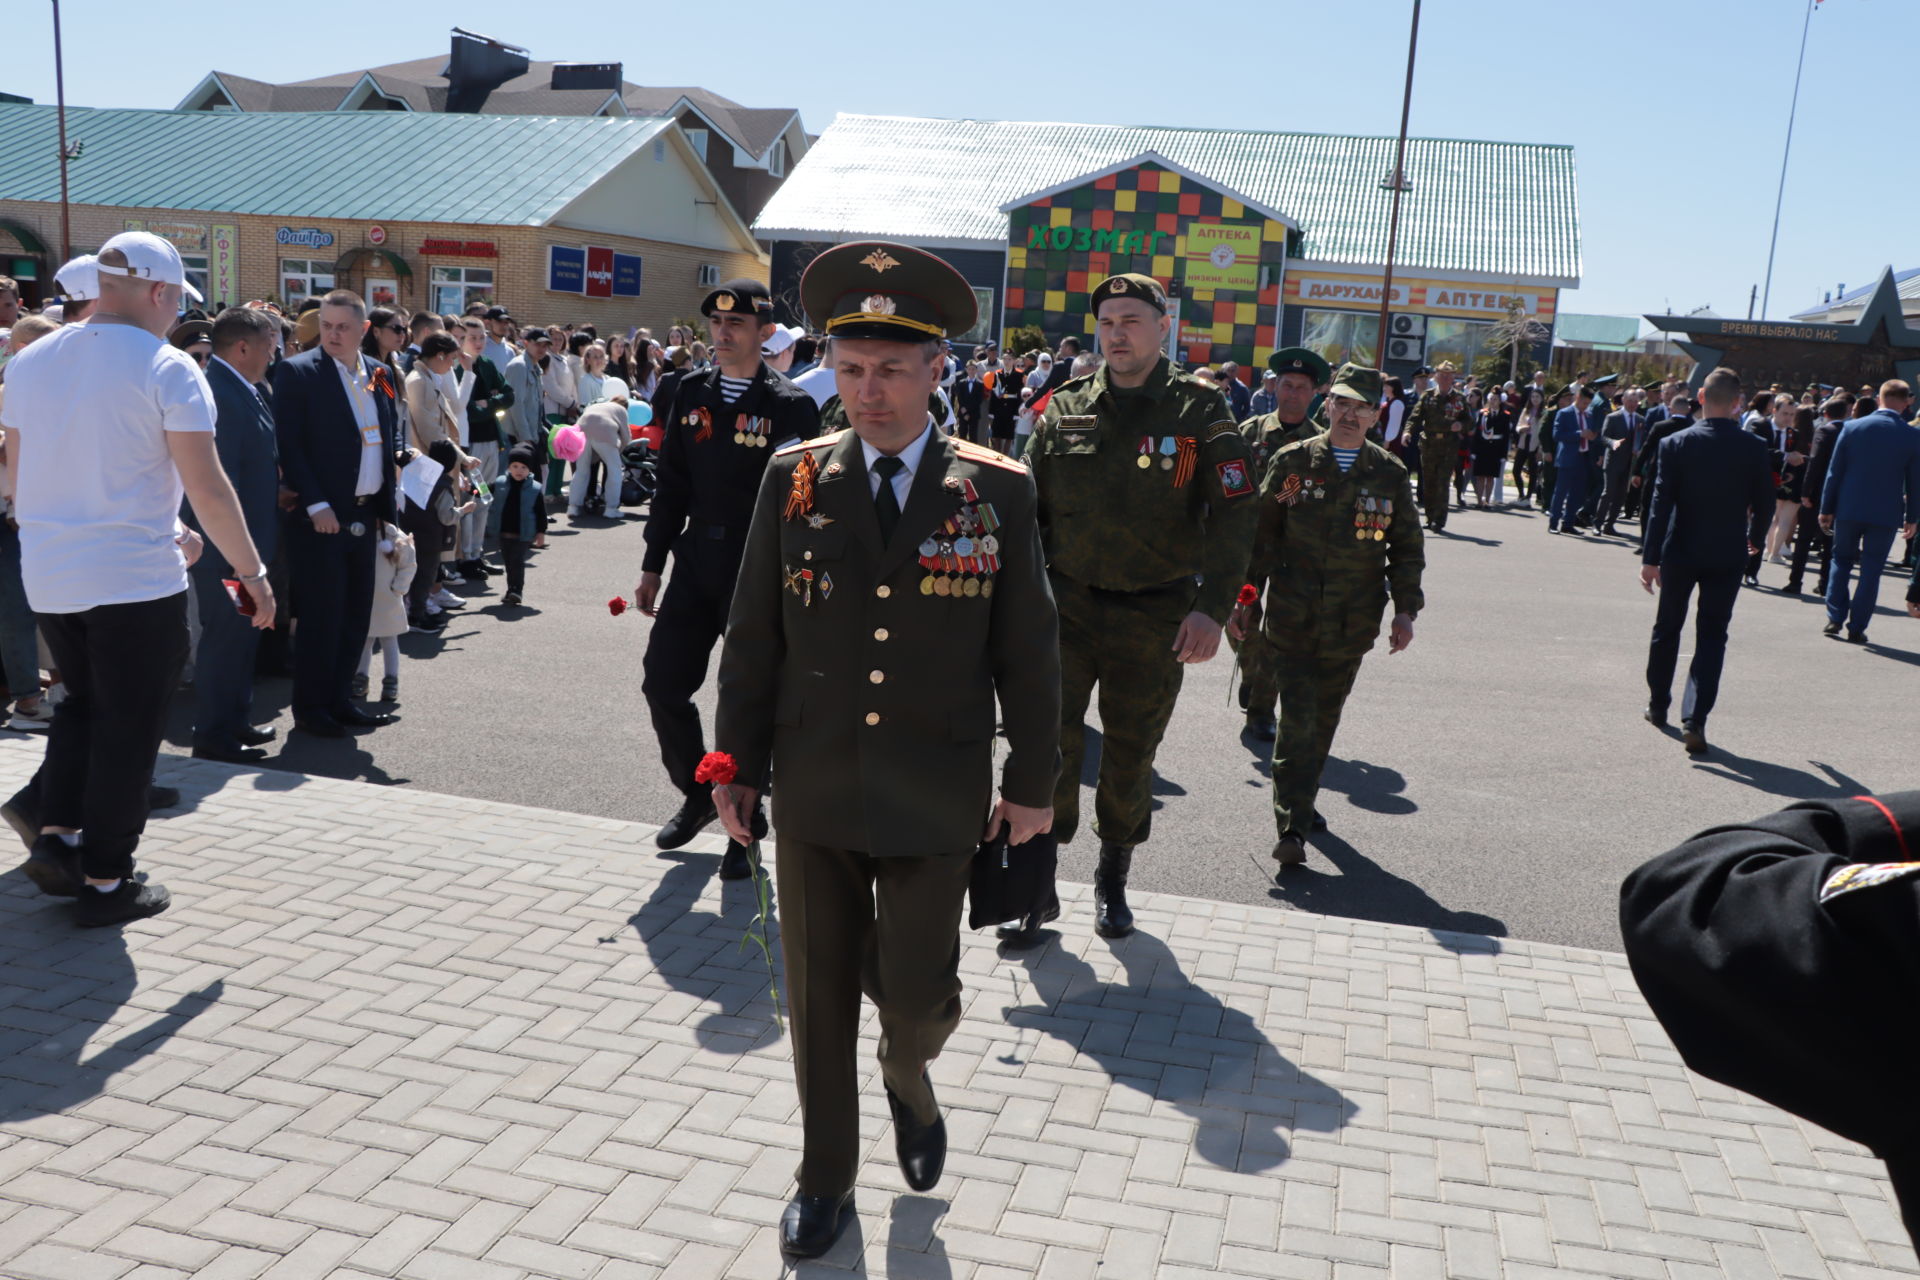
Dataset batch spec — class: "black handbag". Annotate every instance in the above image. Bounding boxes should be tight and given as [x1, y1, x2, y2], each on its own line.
[968, 831, 1060, 930]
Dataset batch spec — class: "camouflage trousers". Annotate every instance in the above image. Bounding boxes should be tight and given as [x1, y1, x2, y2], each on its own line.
[1051, 573, 1191, 849]
[1235, 625, 1280, 715]
[1419, 447, 1454, 527]
[1271, 646, 1369, 836]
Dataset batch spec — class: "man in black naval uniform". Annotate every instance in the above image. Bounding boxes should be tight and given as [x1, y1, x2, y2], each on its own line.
[1621, 792, 1920, 1252]
[713, 241, 1060, 1259]
[635, 280, 819, 877]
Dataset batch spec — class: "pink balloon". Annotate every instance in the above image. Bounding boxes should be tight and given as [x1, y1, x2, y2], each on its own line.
[553, 425, 587, 462]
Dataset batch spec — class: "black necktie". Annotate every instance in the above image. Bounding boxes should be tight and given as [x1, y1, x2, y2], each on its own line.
[872, 456, 905, 543]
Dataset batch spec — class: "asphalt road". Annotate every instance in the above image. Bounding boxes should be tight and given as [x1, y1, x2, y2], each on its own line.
[156, 493, 1920, 952]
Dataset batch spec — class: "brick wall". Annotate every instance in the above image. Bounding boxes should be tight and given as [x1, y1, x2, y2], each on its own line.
[0, 199, 763, 334]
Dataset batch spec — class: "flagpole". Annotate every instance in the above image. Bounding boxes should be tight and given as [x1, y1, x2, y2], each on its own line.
[1760, 0, 1817, 320]
[1376, 0, 1421, 365]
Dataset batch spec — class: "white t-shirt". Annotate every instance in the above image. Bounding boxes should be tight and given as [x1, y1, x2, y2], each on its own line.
[0, 320, 215, 614]
[792, 364, 836, 408]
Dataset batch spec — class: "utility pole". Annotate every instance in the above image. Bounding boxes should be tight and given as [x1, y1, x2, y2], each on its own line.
[52, 0, 72, 263]
[1376, 0, 1422, 367]
[1748, 285, 1758, 321]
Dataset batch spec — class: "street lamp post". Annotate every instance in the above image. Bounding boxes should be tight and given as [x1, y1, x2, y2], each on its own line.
[1376, 0, 1423, 368]
[52, 0, 73, 263]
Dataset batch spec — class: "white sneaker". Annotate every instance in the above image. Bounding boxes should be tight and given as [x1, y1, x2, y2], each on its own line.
[425, 599, 444, 616]
[431, 587, 465, 609]
[44, 682, 66, 707]
[8, 702, 51, 732]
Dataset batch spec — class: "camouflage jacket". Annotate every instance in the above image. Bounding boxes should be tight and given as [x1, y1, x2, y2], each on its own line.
[1027, 357, 1258, 622]
[1238, 413, 1322, 482]
[1410, 387, 1468, 456]
[1248, 434, 1426, 656]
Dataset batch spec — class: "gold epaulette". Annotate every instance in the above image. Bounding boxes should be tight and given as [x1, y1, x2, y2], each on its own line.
[953, 439, 1028, 472]
[774, 429, 847, 457]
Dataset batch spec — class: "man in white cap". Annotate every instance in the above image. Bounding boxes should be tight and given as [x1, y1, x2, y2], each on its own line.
[0, 231, 276, 927]
[53, 254, 99, 324]
[760, 323, 805, 375]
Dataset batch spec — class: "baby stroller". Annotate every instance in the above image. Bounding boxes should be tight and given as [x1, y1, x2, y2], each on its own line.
[619, 439, 658, 509]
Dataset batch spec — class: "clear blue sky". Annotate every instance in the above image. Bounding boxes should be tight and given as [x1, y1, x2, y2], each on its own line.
[6, 0, 1907, 325]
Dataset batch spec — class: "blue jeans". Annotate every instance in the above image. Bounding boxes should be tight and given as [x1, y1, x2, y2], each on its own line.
[0, 521, 40, 705]
[1549, 462, 1587, 527]
[1825, 520, 1899, 633]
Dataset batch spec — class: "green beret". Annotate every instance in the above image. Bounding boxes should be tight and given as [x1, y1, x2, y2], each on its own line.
[1267, 346, 1330, 386]
[1327, 362, 1383, 405]
[800, 241, 977, 343]
[1091, 272, 1167, 316]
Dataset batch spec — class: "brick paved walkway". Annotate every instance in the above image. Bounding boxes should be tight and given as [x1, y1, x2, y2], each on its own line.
[0, 736, 1913, 1279]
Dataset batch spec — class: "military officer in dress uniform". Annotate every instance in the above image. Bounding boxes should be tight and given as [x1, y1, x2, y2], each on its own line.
[1233, 346, 1331, 741]
[711, 241, 1060, 1260]
[1234, 364, 1424, 868]
[1410, 360, 1467, 531]
[636, 279, 819, 879]
[1004, 273, 1259, 943]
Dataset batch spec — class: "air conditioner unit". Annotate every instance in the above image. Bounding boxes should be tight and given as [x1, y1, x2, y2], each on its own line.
[1390, 314, 1426, 338]
[1386, 335, 1426, 364]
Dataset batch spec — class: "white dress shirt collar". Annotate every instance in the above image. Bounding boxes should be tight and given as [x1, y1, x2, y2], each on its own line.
[862, 422, 936, 501]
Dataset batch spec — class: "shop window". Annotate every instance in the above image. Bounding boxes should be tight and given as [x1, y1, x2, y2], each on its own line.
[281, 258, 336, 308]
[430, 265, 494, 316]
[1425, 318, 1497, 373]
[180, 254, 210, 308]
[1301, 308, 1380, 369]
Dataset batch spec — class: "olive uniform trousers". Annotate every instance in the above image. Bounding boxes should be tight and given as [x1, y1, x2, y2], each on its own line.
[1236, 627, 1281, 717]
[1271, 646, 1368, 836]
[1419, 446, 1454, 527]
[1051, 573, 1189, 849]
[777, 836, 972, 1197]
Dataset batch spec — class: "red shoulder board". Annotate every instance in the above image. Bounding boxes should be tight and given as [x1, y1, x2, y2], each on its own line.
[953, 439, 1027, 473]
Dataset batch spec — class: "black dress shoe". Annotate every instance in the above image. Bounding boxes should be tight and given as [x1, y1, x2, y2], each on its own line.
[1782, 579, 1803, 596]
[1309, 812, 1328, 832]
[235, 726, 278, 747]
[148, 785, 181, 811]
[885, 1070, 947, 1192]
[336, 707, 396, 728]
[294, 715, 348, 739]
[996, 895, 1061, 948]
[1823, 620, 1843, 637]
[20, 834, 82, 896]
[75, 878, 171, 928]
[1681, 725, 1709, 756]
[1644, 705, 1669, 729]
[3, 784, 42, 847]
[192, 744, 268, 765]
[656, 794, 718, 849]
[780, 1189, 855, 1259]
[1243, 710, 1277, 741]
[1846, 629, 1869, 644]
[717, 840, 753, 881]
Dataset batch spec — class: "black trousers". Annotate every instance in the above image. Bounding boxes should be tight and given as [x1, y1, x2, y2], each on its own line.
[1595, 462, 1634, 530]
[400, 503, 447, 620]
[37, 592, 189, 878]
[500, 535, 530, 595]
[642, 536, 745, 799]
[1787, 514, 1830, 593]
[189, 553, 263, 752]
[287, 512, 377, 720]
[1646, 564, 1741, 729]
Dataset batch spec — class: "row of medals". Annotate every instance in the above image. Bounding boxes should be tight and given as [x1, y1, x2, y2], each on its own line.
[733, 419, 771, 448]
[1137, 435, 1178, 469]
[918, 530, 1001, 597]
[1356, 495, 1390, 541]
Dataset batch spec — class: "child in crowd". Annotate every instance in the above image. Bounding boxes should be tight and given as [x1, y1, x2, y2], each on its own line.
[493, 444, 547, 606]
[356, 523, 415, 704]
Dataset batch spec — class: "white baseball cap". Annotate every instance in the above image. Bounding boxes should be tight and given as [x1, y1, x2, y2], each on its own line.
[53, 253, 99, 301]
[92, 231, 203, 302]
[761, 324, 805, 357]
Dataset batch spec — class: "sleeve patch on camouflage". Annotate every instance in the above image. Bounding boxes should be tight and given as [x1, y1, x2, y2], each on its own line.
[1204, 421, 1239, 442]
[1818, 861, 1920, 905]
[1217, 459, 1254, 499]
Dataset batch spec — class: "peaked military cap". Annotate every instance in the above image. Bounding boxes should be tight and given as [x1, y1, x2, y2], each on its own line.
[702, 278, 774, 320]
[1092, 272, 1167, 316]
[1267, 346, 1331, 386]
[1327, 362, 1384, 404]
[801, 241, 977, 342]
[1433, 361, 1458, 373]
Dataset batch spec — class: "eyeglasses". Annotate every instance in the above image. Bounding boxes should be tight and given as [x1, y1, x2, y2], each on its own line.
[190, 352, 210, 365]
[387, 324, 407, 335]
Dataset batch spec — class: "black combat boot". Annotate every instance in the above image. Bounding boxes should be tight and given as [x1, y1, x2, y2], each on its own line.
[1093, 843, 1134, 938]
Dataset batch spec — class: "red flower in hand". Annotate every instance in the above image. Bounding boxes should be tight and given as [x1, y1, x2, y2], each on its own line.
[1236, 583, 1259, 607]
[694, 752, 738, 786]
[608, 596, 628, 617]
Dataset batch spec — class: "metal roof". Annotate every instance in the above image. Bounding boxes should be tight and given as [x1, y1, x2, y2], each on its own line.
[1791, 267, 1920, 321]
[754, 114, 1581, 285]
[0, 103, 673, 226]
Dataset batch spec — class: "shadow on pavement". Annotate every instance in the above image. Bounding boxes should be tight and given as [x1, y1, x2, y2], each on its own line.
[1319, 756, 1417, 816]
[619, 850, 784, 1048]
[1269, 829, 1506, 950]
[1691, 754, 1868, 802]
[882, 1195, 952, 1280]
[1002, 930, 1353, 1172]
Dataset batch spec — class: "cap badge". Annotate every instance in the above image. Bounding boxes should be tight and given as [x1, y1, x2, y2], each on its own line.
[1108, 279, 1127, 294]
[860, 294, 897, 316]
[715, 294, 735, 311]
[860, 248, 901, 274]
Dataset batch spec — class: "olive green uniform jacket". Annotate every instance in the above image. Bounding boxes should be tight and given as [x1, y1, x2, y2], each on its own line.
[1240, 413, 1322, 482]
[1411, 387, 1467, 459]
[1249, 435, 1426, 656]
[1026, 358, 1259, 622]
[715, 427, 1061, 857]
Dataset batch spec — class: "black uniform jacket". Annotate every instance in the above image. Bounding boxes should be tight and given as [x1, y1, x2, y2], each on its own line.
[641, 362, 820, 574]
[715, 427, 1061, 857]
[1620, 792, 1920, 1245]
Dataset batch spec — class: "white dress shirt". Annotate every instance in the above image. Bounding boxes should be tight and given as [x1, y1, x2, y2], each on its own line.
[307, 354, 384, 515]
[862, 422, 936, 507]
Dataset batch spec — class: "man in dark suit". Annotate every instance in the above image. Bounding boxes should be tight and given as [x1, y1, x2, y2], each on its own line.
[1548, 387, 1601, 533]
[272, 290, 401, 738]
[1640, 367, 1774, 756]
[713, 242, 1059, 1260]
[1784, 396, 1850, 596]
[951, 360, 988, 444]
[1594, 389, 1642, 536]
[185, 308, 283, 762]
[1631, 388, 1694, 507]
[1819, 380, 1920, 643]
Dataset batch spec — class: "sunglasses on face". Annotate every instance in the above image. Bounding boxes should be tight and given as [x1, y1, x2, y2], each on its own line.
[191, 352, 210, 365]
[388, 324, 407, 334]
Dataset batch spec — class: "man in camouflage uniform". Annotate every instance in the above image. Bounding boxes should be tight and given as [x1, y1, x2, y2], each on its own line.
[1011, 272, 1260, 941]
[1410, 360, 1467, 531]
[1235, 363, 1425, 868]
[1233, 346, 1330, 741]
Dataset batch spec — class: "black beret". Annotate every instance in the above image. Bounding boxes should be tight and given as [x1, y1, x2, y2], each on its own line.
[702, 279, 773, 320]
[801, 241, 977, 343]
[1091, 273, 1166, 316]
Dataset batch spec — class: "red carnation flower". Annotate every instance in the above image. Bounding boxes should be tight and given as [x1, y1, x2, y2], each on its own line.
[694, 752, 738, 785]
[608, 596, 628, 617]
[1236, 583, 1259, 607]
